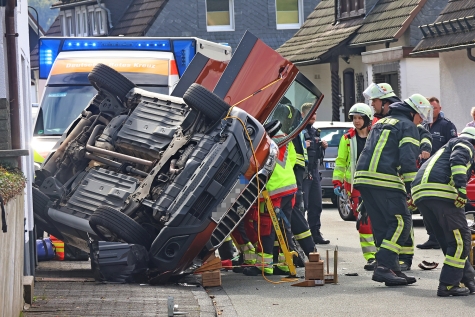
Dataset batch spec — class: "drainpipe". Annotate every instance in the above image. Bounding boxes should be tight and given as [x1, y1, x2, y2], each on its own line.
[467, 48, 475, 62]
[5, 0, 21, 159]
[97, 0, 113, 30]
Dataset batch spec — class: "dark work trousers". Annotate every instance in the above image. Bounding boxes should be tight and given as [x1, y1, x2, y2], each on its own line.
[293, 165, 305, 214]
[358, 187, 412, 271]
[278, 194, 296, 251]
[416, 199, 475, 286]
[303, 166, 323, 232]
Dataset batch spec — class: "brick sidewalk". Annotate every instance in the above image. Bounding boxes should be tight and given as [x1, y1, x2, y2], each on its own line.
[24, 261, 216, 317]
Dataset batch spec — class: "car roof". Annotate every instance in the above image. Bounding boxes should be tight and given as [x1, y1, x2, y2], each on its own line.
[312, 121, 354, 129]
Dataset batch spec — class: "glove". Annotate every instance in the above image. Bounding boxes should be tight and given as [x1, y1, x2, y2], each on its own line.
[333, 181, 343, 197]
[407, 198, 417, 212]
[454, 188, 467, 208]
[356, 201, 368, 230]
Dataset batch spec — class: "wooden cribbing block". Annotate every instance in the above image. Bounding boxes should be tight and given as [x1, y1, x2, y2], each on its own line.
[324, 273, 335, 283]
[195, 257, 222, 273]
[308, 252, 320, 262]
[291, 279, 325, 287]
[305, 260, 324, 280]
[201, 270, 221, 287]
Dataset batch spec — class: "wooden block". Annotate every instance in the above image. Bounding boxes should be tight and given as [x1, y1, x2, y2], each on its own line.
[291, 279, 325, 287]
[308, 252, 320, 262]
[305, 260, 324, 280]
[201, 270, 221, 287]
[324, 273, 335, 283]
[195, 257, 222, 273]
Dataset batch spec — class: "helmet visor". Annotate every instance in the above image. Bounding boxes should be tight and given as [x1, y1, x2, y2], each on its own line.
[363, 83, 394, 100]
[412, 101, 433, 124]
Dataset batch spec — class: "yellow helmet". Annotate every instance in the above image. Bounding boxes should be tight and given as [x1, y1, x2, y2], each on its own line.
[363, 83, 396, 100]
[404, 94, 433, 123]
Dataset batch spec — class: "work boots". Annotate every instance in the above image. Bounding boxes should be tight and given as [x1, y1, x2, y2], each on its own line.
[243, 266, 272, 276]
[416, 237, 440, 249]
[385, 271, 416, 286]
[364, 258, 377, 271]
[311, 230, 330, 244]
[462, 280, 475, 293]
[437, 284, 470, 297]
[372, 266, 407, 286]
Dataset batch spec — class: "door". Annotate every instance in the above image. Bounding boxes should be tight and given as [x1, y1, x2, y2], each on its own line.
[343, 69, 355, 122]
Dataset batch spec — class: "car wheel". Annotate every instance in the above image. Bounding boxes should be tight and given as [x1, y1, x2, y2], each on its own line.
[88, 63, 136, 102]
[183, 83, 230, 122]
[337, 189, 356, 221]
[89, 205, 152, 249]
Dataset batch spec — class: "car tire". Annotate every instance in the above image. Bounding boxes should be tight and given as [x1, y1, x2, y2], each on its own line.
[330, 194, 337, 207]
[183, 83, 230, 122]
[88, 63, 136, 101]
[89, 205, 152, 249]
[33, 187, 51, 218]
[337, 189, 356, 221]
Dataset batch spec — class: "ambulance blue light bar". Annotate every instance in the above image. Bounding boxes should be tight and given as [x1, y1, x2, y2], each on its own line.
[62, 39, 171, 51]
[39, 37, 196, 79]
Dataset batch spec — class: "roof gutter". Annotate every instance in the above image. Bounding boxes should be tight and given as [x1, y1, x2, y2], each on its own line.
[349, 38, 398, 48]
[410, 43, 475, 56]
[294, 58, 321, 66]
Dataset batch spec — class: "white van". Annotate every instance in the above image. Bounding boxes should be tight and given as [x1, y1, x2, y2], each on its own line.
[32, 37, 231, 165]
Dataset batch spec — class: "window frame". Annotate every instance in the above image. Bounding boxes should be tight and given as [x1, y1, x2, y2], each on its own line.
[88, 7, 97, 36]
[64, 10, 74, 37]
[96, 9, 106, 35]
[206, 0, 235, 32]
[81, 7, 88, 36]
[339, 0, 365, 20]
[275, 0, 304, 30]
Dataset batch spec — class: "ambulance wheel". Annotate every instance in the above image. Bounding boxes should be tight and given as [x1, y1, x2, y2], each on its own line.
[89, 205, 152, 249]
[88, 63, 136, 102]
[183, 83, 230, 122]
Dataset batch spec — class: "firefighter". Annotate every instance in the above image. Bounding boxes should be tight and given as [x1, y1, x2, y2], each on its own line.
[354, 93, 433, 286]
[242, 120, 299, 276]
[332, 103, 377, 270]
[301, 103, 330, 244]
[362, 83, 432, 271]
[411, 127, 475, 297]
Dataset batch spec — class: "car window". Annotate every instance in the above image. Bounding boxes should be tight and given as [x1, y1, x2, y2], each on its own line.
[320, 128, 350, 147]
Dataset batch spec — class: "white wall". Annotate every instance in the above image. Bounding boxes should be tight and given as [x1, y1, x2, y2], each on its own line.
[400, 58, 440, 100]
[0, 9, 6, 98]
[297, 56, 367, 122]
[440, 50, 475, 131]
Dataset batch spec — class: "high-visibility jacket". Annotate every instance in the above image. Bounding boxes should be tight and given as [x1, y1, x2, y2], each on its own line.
[333, 128, 359, 188]
[292, 131, 308, 167]
[264, 137, 297, 199]
[354, 103, 420, 193]
[411, 138, 475, 203]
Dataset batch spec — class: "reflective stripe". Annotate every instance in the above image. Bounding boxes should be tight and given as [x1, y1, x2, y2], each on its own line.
[391, 215, 404, 244]
[369, 130, 390, 172]
[243, 253, 257, 263]
[256, 253, 273, 263]
[274, 241, 280, 247]
[360, 233, 377, 254]
[359, 234, 375, 243]
[354, 177, 405, 191]
[361, 246, 377, 254]
[402, 172, 417, 182]
[378, 117, 399, 125]
[412, 183, 457, 195]
[444, 255, 466, 269]
[224, 236, 232, 242]
[421, 148, 445, 184]
[453, 229, 463, 260]
[451, 165, 467, 175]
[264, 183, 298, 198]
[355, 170, 403, 184]
[239, 242, 255, 252]
[399, 137, 420, 147]
[278, 253, 286, 263]
[296, 153, 306, 167]
[399, 246, 414, 255]
[420, 137, 431, 145]
[453, 143, 474, 158]
[412, 190, 458, 202]
[381, 239, 402, 253]
[276, 145, 289, 169]
[294, 230, 312, 240]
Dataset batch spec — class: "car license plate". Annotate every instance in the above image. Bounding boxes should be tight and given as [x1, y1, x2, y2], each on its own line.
[325, 162, 335, 169]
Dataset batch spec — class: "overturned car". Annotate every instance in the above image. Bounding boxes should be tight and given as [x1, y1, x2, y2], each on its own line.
[33, 32, 323, 279]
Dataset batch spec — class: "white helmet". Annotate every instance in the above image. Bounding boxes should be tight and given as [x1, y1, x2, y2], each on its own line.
[404, 94, 434, 123]
[348, 103, 374, 120]
[460, 127, 475, 141]
[363, 83, 396, 100]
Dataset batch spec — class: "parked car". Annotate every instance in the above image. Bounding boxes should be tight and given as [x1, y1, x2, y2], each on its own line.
[33, 32, 323, 280]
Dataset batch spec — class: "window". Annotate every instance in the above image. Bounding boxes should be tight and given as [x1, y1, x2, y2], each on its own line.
[76, 11, 81, 36]
[82, 11, 88, 36]
[339, 0, 365, 19]
[88, 9, 96, 35]
[96, 9, 106, 34]
[276, 0, 303, 29]
[64, 10, 74, 37]
[206, 0, 234, 32]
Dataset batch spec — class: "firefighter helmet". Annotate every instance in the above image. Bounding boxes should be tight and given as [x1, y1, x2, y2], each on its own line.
[348, 103, 374, 120]
[460, 127, 475, 141]
[363, 83, 396, 100]
[404, 94, 434, 123]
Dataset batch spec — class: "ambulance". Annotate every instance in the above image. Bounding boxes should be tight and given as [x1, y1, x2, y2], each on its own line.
[32, 37, 231, 168]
